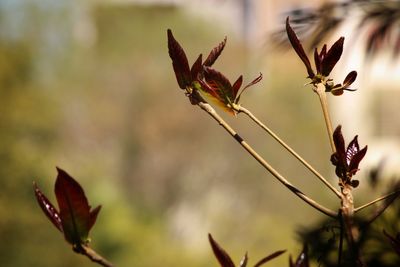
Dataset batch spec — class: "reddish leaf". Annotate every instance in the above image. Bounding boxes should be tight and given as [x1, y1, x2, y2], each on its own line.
[204, 37, 227, 67]
[191, 54, 203, 80]
[239, 253, 248, 267]
[321, 37, 344, 76]
[33, 182, 63, 233]
[331, 126, 367, 181]
[333, 125, 346, 158]
[203, 67, 234, 105]
[343, 71, 357, 88]
[286, 17, 314, 78]
[253, 250, 286, 267]
[232, 75, 243, 99]
[313, 48, 322, 74]
[55, 168, 100, 245]
[208, 234, 235, 267]
[234, 73, 263, 104]
[167, 29, 192, 89]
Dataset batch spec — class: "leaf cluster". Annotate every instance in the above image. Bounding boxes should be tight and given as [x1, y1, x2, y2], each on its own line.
[167, 29, 262, 114]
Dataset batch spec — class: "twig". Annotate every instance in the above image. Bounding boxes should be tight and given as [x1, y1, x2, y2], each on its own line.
[354, 190, 400, 213]
[197, 100, 337, 218]
[364, 190, 400, 225]
[313, 83, 336, 153]
[77, 245, 115, 267]
[237, 106, 341, 199]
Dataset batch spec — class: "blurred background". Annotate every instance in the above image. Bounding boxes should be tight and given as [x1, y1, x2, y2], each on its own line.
[1, 0, 399, 266]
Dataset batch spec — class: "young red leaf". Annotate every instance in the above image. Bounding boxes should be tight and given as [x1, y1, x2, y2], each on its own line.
[167, 29, 192, 89]
[235, 73, 263, 104]
[320, 37, 344, 76]
[253, 250, 286, 267]
[204, 37, 227, 67]
[343, 71, 357, 88]
[208, 234, 235, 267]
[55, 167, 101, 245]
[286, 17, 315, 78]
[33, 182, 63, 233]
[232, 75, 243, 99]
[191, 54, 203, 80]
[203, 67, 234, 105]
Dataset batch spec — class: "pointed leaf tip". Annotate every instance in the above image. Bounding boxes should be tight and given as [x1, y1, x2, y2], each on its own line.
[239, 252, 248, 267]
[286, 17, 314, 78]
[33, 181, 63, 232]
[167, 29, 191, 89]
[253, 250, 286, 267]
[55, 168, 96, 245]
[321, 37, 344, 76]
[343, 71, 357, 88]
[208, 234, 235, 267]
[204, 36, 227, 67]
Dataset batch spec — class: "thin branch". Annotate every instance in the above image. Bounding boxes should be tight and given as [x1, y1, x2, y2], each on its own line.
[355, 190, 400, 213]
[78, 245, 115, 267]
[237, 106, 341, 198]
[313, 83, 336, 153]
[197, 100, 337, 218]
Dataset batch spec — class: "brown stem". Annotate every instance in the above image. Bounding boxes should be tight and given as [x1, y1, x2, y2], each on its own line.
[313, 83, 336, 153]
[77, 245, 115, 267]
[354, 190, 400, 213]
[197, 101, 337, 218]
[238, 106, 341, 199]
[340, 184, 364, 267]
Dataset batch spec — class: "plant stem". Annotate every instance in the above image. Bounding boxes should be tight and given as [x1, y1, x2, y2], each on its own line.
[354, 190, 400, 213]
[238, 106, 341, 199]
[340, 184, 364, 267]
[314, 83, 336, 153]
[78, 245, 115, 267]
[197, 101, 337, 218]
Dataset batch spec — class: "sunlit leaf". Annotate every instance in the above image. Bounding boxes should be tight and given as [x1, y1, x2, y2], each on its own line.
[290, 245, 309, 267]
[208, 234, 235, 267]
[331, 125, 367, 182]
[203, 67, 234, 106]
[239, 253, 248, 267]
[33, 182, 63, 232]
[55, 168, 101, 245]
